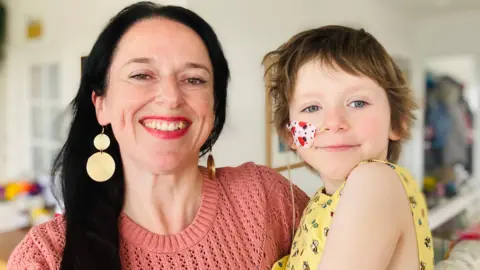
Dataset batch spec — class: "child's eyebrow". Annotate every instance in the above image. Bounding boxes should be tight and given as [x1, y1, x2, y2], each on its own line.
[293, 91, 323, 102]
[343, 84, 377, 94]
[296, 86, 361, 97]
[343, 85, 365, 92]
[297, 90, 321, 97]
[294, 83, 376, 101]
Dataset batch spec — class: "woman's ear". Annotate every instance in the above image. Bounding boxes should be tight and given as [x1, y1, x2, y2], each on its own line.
[91, 91, 110, 126]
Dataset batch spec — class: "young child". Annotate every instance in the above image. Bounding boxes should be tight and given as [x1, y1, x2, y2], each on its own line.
[263, 25, 434, 270]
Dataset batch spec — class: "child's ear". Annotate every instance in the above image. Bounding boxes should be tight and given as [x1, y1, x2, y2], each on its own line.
[389, 118, 408, 141]
[388, 130, 401, 141]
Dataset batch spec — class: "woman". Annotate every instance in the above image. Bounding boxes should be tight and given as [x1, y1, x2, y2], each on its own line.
[8, 2, 309, 270]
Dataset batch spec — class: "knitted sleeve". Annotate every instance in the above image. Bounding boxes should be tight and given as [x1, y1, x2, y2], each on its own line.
[258, 165, 310, 265]
[7, 232, 50, 270]
[7, 217, 65, 270]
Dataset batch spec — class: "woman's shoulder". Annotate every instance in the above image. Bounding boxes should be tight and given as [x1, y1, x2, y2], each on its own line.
[217, 161, 309, 210]
[7, 215, 65, 269]
[28, 214, 66, 245]
[217, 162, 293, 191]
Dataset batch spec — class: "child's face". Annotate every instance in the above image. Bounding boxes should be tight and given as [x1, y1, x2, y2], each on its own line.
[289, 60, 400, 182]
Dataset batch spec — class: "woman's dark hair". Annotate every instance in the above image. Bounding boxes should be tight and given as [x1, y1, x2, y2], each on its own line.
[52, 2, 229, 269]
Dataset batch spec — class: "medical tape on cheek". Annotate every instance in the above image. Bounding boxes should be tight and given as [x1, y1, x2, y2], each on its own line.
[286, 120, 316, 148]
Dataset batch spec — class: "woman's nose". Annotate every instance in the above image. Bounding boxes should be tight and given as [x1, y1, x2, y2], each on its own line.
[154, 77, 184, 108]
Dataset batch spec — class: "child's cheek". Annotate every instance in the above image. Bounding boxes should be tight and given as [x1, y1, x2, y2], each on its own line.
[354, 114, 389, 139]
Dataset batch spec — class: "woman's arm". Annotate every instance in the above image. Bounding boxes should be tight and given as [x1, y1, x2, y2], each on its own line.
[7, 231, 51, 270]
[7, 217, 65, 270]
[317, 162, 410, 270]
[257, 165, 310, 266]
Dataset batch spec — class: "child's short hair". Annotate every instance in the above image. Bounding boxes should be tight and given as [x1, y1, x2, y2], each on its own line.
[262, 25, 418, 163]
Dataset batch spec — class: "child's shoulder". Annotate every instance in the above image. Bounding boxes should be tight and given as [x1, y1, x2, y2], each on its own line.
[353, 159, 419, 191]
[348, 159, 405, 184]
[357, 159, 406, 172]
[342, 160, 418, 216]
[344, 159, 429, 227]
[351, 160, 433, 268]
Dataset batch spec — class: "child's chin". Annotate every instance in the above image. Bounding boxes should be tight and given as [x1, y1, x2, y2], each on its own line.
[311, 159, 360, 180]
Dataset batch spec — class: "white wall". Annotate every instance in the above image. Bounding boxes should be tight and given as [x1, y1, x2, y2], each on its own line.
[0, 65, 5, 179]
[415, 9, 480, 183]
[6, 0, 188, 49]
[1, 0, 187, 180]
[189, 0, 419, 195]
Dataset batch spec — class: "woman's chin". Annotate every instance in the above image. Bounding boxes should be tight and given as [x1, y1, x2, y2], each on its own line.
[142, 155, 193, 175]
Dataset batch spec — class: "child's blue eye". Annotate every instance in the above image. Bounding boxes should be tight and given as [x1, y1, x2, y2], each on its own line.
[349, 100, 368, 108]
[301, 105, 320, 113]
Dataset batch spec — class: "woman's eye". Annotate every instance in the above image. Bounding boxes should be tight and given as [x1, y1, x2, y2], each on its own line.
[185, 78, 206, 85]
[349, 100, 368, 108]
[131, 74, 152, 80]
[301, 105, 320, 113]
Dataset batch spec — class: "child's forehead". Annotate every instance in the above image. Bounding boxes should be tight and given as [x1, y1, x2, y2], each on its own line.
[297, 61, 359, 84]
[292, 61, 382, 96]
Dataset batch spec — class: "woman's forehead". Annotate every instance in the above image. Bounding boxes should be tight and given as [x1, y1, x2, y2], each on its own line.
[112, 18, 212, 69]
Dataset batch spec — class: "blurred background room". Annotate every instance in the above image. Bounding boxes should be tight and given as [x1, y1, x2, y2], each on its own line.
[1, 0, 480, 268]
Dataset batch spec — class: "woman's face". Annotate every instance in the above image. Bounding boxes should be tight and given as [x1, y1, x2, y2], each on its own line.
[93, 18, 215, 174]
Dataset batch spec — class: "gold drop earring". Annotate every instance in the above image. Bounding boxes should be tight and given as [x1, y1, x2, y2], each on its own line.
[86, 126, 116, 182]
[207, 141, 216, 179]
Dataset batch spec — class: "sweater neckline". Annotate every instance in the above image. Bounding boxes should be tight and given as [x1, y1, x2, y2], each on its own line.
[119, 168, 220, 253]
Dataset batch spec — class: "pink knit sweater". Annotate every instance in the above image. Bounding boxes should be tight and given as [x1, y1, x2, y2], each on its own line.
[8, 162, 309, 269]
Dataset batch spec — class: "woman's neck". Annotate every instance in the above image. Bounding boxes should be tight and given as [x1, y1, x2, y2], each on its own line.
[122, 161, 204, 235]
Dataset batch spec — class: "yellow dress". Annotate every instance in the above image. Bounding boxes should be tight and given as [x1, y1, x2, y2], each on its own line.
[272, 160, 434, 270]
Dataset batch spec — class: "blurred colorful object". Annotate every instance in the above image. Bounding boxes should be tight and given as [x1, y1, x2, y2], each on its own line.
[444, 182, 457, 198]
[5, 183, 21, 201]
[456, 223, 480, 241]
[1, 181, 43, 201]
[444, 223, 480, 260]
[424, 175, 437, 192]
[30, 207, 53, 226]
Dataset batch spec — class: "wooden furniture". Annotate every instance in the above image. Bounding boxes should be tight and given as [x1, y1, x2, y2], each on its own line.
[0, 229, 29, 267]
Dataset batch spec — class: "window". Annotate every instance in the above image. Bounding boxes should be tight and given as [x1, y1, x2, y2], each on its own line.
[28, 62, 64, 176]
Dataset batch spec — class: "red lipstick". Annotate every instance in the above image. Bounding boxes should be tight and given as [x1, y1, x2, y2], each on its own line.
[140, 116, 191, 140]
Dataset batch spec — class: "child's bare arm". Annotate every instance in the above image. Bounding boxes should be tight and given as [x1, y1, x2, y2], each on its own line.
[317, 162, 411, 270]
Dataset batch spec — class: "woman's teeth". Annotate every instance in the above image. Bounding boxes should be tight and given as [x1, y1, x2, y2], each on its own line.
[142, 120, 188, 131]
